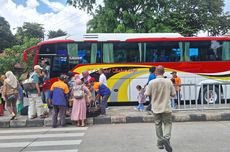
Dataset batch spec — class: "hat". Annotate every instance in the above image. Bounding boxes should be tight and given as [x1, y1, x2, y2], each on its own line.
[59, 74, 67, 81]
[170, 71, 177, 74]
[89, 77, 96, 83]
[34, 65, 43, 70]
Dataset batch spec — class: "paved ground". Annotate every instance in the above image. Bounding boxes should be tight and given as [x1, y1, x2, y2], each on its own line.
[79, 122, 230, 152]
[0, 122, 230, 152]
[0, 126, 88, 152]
[1, 106, 230, 128]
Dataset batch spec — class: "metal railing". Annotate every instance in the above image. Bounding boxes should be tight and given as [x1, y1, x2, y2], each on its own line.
[174, 83, 230, 111]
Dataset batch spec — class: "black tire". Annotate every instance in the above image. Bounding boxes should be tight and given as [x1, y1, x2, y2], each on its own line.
[202, 86, 219, 104]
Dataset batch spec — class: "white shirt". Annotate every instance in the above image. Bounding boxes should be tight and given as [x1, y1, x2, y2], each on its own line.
[99, 73, 107, 86]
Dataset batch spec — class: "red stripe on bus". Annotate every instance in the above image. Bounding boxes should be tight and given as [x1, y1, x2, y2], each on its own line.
[72, 62, 230, 74]
[84, 40, 98, 42]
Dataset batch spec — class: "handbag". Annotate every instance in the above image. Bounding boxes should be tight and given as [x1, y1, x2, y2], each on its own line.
[22, 74, 36, 91]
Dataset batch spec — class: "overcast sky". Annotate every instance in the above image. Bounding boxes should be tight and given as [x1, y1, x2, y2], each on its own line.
[0, 0, 229, 37]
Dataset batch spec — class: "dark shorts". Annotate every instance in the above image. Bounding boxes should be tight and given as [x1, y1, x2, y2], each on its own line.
[6, 94, 18, 106]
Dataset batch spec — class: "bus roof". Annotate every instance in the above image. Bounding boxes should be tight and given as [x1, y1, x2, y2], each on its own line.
[44, 33, 183, 42]
[37, 33, 230, 46]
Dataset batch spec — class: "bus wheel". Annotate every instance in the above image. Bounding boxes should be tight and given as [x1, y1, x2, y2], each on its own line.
[203, 86, 219, 104]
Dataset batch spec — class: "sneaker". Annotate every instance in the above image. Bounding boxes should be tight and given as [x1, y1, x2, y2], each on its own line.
[134, 107, 139, 111]
[161, 138, 172, 152]
[106, 107, 110, 110]
[139, 108, 144, 112]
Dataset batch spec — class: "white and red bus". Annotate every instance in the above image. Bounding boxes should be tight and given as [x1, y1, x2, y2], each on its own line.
[23, 33, 230, 104]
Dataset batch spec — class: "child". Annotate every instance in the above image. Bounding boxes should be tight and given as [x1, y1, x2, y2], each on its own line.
[134, 85, 146, 111]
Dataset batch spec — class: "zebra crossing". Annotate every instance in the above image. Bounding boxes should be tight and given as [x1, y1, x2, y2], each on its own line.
[0, 127, 88, 152]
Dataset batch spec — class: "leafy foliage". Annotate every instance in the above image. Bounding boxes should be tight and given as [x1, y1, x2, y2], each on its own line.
[0, 37, 40, 78]
[0, 16, 15, 51]
[15, 22, 44, 44]
[68, 0, 230, 36]
[48, 29, 67, 39]
[67, 0, 96, 14]
[0, 19, 43, 78]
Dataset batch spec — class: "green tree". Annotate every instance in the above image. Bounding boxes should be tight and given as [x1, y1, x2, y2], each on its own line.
[68, 0, 230, 36]
[47, 29, 67, 39]
[167, 0, 230, 36]
[67, 0, 96, 13]
[0, 16, 15, 50]
[0, 37, 40, 77]
[15, 22, 44, 44]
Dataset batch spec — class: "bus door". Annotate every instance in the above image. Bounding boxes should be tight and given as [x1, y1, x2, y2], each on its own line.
[39, 43, 69, 78]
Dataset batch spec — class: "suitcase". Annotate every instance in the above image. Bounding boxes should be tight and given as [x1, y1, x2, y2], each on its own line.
[0, 104, 4, 116]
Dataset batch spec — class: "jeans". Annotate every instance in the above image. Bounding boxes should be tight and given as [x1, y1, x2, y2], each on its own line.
[171, 99, 177, 109]
[100, 94, 110, 115]
[135, 103, 144, 110]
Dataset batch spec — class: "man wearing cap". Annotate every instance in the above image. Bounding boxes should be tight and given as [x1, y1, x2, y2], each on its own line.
[28, 65, 44, 119]
[50, 74, 69, 128]
[170, 71, 181, 108]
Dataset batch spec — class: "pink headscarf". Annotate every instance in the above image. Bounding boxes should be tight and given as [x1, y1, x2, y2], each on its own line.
[75, 79, 83, 85]
[73, 74, 80, 80]
[82, 70, 89, 78]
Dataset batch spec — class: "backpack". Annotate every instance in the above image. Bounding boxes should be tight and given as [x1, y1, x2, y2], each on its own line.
[73, 85, 85, 99]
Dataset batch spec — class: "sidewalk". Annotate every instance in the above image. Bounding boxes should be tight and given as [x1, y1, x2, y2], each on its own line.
[0, 106, 230, 128]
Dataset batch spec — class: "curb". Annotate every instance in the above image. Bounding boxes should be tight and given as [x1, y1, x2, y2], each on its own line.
[1, 112, 230, 128]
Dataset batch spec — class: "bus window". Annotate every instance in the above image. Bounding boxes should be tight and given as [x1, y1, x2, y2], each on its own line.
[188, 41, 223, 61]
[40, 44, 56, 55]
[52, 56, 68, 72]
[68, 43, 78, 68]
[78, 43, 91, 64]
[122, 43, 140, 62]
[103, 42, 140, 63]
[96, 43, 102, 63]
[144, 42, 181, 62]
[222, 41, 230, 61]
[57, 43, 68, 56]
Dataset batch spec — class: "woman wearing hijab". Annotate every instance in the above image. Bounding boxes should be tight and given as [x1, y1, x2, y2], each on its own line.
[71, 79, 91, 127]
[2, 71, 19, 120]
[82, 70, 91, 84]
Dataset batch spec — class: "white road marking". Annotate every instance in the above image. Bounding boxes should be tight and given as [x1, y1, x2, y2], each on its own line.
[0, 127, 88, 134]
[0, 140, 81, 148]
[0, 133, 84, 140]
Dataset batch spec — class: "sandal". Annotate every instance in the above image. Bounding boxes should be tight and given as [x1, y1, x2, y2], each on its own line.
[10, 115, 16, 120]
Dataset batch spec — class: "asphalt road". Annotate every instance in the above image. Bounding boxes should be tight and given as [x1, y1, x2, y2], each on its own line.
[79, 121, 230, 152]
[0, 121, 230, 152]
